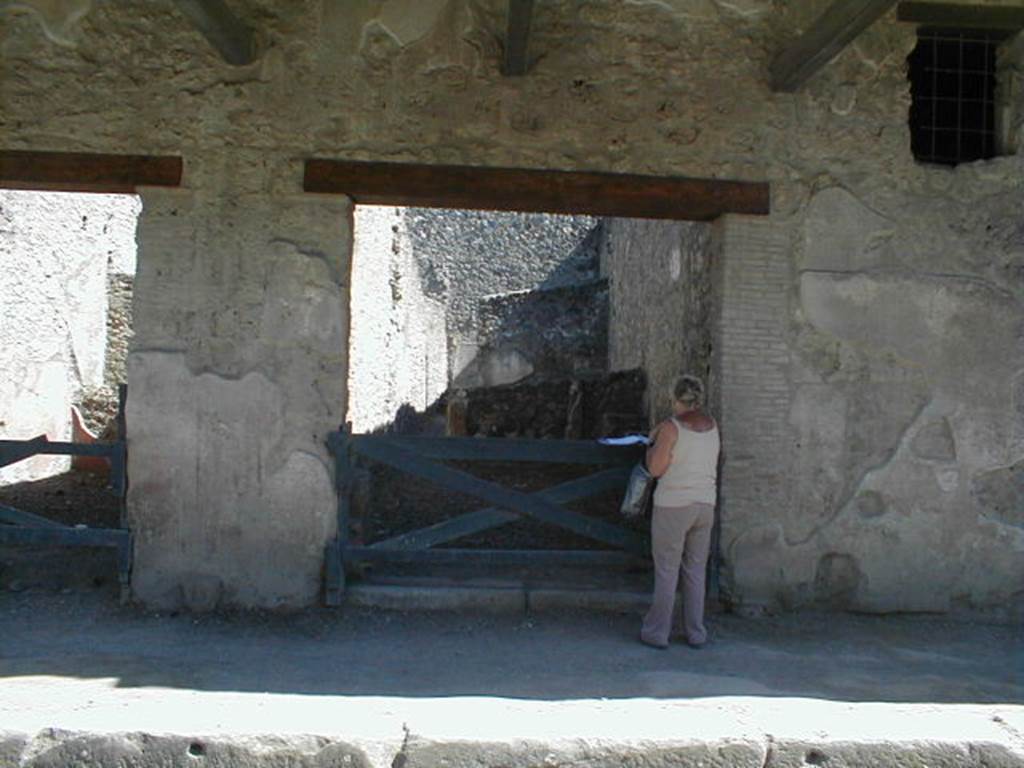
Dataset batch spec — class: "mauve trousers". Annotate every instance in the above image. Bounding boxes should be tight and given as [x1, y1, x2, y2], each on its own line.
[641, 502, 714, 646]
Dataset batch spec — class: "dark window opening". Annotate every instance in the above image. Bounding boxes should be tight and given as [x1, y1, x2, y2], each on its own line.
[907, 28, 1008, 166]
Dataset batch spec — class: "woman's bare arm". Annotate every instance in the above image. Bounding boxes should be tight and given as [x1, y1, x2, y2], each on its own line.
[646, 419, 678, 478]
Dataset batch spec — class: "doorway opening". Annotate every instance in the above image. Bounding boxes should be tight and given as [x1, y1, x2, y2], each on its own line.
[343, 203, 717, 591]
[0, 189, 140, 593]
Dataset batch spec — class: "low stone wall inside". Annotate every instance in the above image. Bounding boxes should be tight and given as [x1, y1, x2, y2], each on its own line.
[462, 368, 646, 440]
[455, 279, 609, 389]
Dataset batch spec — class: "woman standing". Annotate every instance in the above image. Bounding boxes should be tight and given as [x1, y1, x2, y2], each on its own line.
[640, 374, 720, 650]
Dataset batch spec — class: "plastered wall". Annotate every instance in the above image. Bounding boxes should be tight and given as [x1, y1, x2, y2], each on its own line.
[0, 190, 139, 484]
[348, 206, 448, 434]
[3, 1, 1020, 613]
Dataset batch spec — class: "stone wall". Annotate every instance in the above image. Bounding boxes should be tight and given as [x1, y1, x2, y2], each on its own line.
[4, 1, 1021, 613]
[403, 208, 600, 383]
[0, 190, 139, 483]
[456, 279, 608, 389]
[602, 219, 715, 427]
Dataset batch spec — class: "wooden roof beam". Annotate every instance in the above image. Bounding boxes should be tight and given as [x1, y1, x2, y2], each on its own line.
[770, 0, 897, 92]
[0, 150, 183, 194]
[172, 0, 257, 66]
[303, 159, 770, 221]
[503, 0, 534, 76]
[897, 2, 1024, 31]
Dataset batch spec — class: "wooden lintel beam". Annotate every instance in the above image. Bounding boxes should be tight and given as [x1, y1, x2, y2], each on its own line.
[303, 159, 770, 221]
[0, 151, 183, 193]
[771, 0, 898, 92]
[898, 2, 1024, 30]
[503, 0, 535, 76]
[172, 0, 256, 66]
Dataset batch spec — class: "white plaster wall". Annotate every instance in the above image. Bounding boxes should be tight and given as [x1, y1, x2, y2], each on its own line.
[0, 190, 139, 484]
[348, 206, 448, 433]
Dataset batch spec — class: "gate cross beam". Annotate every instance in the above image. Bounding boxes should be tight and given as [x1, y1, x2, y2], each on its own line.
[352, 438, 647, 555]
[370, 465, 632, 551]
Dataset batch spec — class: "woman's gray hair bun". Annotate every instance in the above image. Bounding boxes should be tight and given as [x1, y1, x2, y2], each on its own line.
[672, 374, 705, 406]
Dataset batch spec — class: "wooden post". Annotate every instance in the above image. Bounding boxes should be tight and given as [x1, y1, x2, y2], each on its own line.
[564, 380, 583, 440]
[446, 389, 469, 437]
[325, 423, 352, 606]
[503, 0, 535, 76]
[116, 383, 128, 530]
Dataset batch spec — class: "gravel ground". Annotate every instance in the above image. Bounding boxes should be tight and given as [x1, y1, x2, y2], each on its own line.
[0, 470, 123, 594]
[0, 470, 121, 529]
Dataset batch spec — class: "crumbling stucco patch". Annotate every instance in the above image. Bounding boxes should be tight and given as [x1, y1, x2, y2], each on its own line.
[972, 461, 1024, 529]
[803, 187, 892, 273]
[128, 353, 337, 610]
[813, 553, 863, 608]
[911, 419, 957, 461]
[0, 0, 91, 46]
[855, 491, 886, 519]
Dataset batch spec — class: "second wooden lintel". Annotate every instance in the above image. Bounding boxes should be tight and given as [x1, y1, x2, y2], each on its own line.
[0, 150, 183, 194]
[304, 159, 770, 221]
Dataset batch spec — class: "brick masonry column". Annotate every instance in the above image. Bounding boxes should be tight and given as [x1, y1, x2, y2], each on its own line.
[127, 177, 352, 610]
[713, 214, 794, 610]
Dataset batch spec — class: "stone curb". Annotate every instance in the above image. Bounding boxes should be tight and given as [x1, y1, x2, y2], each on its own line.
[4, 729, 1023, 768]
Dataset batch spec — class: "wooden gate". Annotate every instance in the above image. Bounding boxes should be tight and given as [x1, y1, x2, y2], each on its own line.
[0, 433, 131, 599]
[324, 426, 648, 605]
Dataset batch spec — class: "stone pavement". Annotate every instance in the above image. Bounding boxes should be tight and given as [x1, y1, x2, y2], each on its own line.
[1, 590, 1022, 767]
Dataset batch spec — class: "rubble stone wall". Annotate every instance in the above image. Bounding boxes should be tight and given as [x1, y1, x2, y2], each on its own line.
[457, 279, 609, 389]
[402, 208, 600, 384]
[4, 1, 1020, 613]
[601, 219, 716, 427]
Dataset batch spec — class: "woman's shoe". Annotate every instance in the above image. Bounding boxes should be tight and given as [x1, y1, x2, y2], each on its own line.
[639, 634, 668, 650]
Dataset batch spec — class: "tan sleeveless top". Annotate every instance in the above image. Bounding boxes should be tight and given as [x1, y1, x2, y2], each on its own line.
[653, 416, 720, 508]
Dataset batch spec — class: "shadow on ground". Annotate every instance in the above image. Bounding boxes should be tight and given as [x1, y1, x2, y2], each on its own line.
[0, 590, 1021, 705]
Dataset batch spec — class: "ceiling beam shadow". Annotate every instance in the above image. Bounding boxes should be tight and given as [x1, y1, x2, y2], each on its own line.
[172, 0, 257, 66]
[503, 0, 535, 76]
[897, 2, 1024, 31]
[770, 0, 897, 93]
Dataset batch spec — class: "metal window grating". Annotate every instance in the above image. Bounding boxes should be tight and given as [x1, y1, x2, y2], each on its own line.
[907, 28, 1004, 166]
